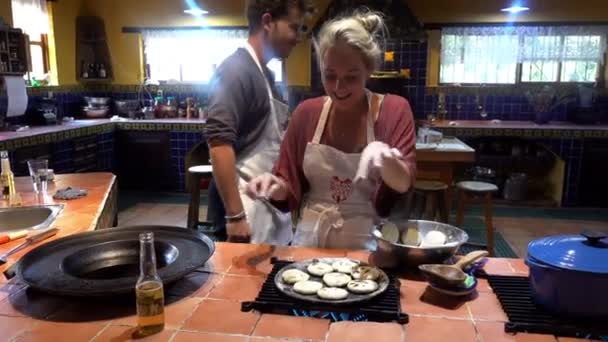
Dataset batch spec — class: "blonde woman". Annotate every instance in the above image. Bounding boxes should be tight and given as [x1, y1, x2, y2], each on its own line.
[247, 10, 416, 250]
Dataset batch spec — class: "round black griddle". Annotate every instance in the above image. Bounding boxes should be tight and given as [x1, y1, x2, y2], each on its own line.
[16, 225, 215, 297]
[274, 257, 389, 305]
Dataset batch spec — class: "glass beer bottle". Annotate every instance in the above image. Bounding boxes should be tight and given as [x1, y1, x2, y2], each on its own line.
[135, 232, 164, 336]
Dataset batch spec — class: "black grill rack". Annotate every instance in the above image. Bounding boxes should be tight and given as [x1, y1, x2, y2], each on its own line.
[487, 275, 608, 341]
[241, 258, 408, 324]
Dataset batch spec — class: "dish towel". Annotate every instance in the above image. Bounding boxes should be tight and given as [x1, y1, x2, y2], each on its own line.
[53, 187, 88, 200]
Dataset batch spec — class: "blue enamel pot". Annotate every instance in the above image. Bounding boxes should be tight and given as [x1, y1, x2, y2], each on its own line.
[525, 231, 608, 319]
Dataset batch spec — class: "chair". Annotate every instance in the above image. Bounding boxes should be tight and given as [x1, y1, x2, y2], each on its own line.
[411, 180, 449, 223]
[187, 165, 213, 230]
[455, 181, 499, 256]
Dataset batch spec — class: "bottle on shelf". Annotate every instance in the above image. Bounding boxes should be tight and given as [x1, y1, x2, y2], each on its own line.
[98, 63, 107, 78]
[81, 60, 88, 79]
[135, 232, 165, 337]
[88, 63, 97, 78]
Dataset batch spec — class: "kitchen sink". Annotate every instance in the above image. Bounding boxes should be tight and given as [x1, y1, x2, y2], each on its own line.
[0, 204, 64, 233]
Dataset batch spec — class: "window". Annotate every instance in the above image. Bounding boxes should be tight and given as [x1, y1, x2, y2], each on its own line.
[11, 0, 51, 84]
[440, 26, 607, 84]
[142, 28, 284, 84]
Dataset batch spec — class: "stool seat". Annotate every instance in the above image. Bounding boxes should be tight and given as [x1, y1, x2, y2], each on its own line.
[189, 165, 213, 175]
[412, 180, 449, 223]
[456, 181, 498, 193]
[415, 180, 448, 191]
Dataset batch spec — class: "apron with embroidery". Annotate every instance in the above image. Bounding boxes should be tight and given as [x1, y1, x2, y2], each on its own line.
[292, 91, 385, 250]
[235, 43, 292, 245]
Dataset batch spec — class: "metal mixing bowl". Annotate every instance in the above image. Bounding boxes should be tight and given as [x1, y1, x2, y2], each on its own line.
[373, 219, 468, 267]
[84, 97, 110, 106]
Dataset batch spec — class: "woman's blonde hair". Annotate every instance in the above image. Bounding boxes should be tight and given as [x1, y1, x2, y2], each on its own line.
[314, 9, 387, 73]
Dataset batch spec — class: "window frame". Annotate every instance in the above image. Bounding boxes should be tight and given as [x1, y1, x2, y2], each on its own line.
[438, 31, 606, 86]
[140, 28, 287, 86]
[26, 33, 50, 79]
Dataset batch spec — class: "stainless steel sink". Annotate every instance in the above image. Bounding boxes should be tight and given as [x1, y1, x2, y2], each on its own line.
[0, 204, 64, 233]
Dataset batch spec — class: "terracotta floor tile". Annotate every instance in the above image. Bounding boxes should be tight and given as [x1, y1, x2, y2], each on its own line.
[182, 299, 259, 335]
[0, 316, 34, 341]
[207, 274, 264, 302]
[172, 331, 248, 342]
[15, 321, 108, 342]
[91, 326, 176, 341]
[405, 316, 476, 342]
[253, 314, 330, 340]
[111, 297, 202, 330]
[508, 258, 530, 275]
[400, 281, 472, 319]
[469, 292, 508, 322]
[326, 321, 403, 342]
[166, 271, 223, 299]
[484, 258, 516, 276]
[477, 321, 557, 342]
[0, 287, 69, 318]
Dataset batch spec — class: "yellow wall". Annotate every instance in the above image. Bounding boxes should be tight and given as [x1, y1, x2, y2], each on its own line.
[50, 0, 85, 85]
[409, 0, 608, 23]
[78, 0, 329, 86]
[0, 0, 12, 27]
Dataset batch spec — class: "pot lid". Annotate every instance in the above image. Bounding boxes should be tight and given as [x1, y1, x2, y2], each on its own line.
[528, 231, 608, 274]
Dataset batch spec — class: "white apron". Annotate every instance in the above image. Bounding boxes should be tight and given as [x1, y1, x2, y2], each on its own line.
[235, 44, 292, 245]
[292, 92, 385, 250]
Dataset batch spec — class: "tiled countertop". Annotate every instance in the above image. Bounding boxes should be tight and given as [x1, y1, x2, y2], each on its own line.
[417, 137, 475, 163]
[0, 242, 585, 341]
[0, 173, 116, 275]
[431, 120, 608, 131]
[427, 120, 608, 139]
[0, 118, 207, 146]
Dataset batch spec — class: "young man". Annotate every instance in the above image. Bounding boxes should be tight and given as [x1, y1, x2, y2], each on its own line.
[204, 0, 309, 243]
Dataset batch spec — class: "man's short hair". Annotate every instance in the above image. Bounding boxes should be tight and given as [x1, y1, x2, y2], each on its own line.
[246, 0, 312, 34]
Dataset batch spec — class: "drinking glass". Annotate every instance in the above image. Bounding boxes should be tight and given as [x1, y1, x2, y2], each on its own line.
[27, 159, 49, 193]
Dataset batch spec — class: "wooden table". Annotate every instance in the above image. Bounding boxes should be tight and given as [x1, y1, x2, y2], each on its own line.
[416, 137, 476, 214]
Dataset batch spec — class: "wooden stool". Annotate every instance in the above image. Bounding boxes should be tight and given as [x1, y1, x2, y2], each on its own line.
[412, 180, 449, 223]
[455, 181, 499, 256]
[187, 165, 213, 230]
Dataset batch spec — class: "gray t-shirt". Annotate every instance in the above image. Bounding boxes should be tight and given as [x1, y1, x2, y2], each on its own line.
[204, 48, 283, 155]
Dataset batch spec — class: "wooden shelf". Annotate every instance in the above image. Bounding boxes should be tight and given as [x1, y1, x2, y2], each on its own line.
[76, 16, 113, 84]
[79, 39, 106, 44]
[78, 78, 112, 83]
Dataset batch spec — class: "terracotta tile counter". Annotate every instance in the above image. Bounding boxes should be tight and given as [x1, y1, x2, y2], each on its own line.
[0, 173, 117, 279]
[0, 242, 590, 342]
[426, 120, 608, 139]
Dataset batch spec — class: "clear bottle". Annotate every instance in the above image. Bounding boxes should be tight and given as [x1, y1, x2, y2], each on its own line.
[98, 63, 107, 78]
[135, 232, 164, 337]
[0, 151, 15, 201]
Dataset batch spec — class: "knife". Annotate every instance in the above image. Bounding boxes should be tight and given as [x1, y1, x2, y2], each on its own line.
[0, 230, 28, 245]
[0, 228, 59, 265]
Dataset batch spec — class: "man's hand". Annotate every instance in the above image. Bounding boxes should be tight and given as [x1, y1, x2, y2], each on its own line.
[227, 219, 251, 243]
[245, 173, 289, 201]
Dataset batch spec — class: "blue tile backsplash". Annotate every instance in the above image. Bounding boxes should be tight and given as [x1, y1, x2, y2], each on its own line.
[170, 131, 203, 191]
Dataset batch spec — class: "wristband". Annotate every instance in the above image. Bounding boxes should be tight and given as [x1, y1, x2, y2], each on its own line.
[225, 211, 246, 223]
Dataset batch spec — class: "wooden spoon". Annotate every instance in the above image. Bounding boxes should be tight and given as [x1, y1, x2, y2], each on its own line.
[418, 250, 489, 287]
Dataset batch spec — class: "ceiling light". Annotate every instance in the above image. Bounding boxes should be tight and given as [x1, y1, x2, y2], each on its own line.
[184, 8, 208, 15]
[500, 5, 530, 14]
